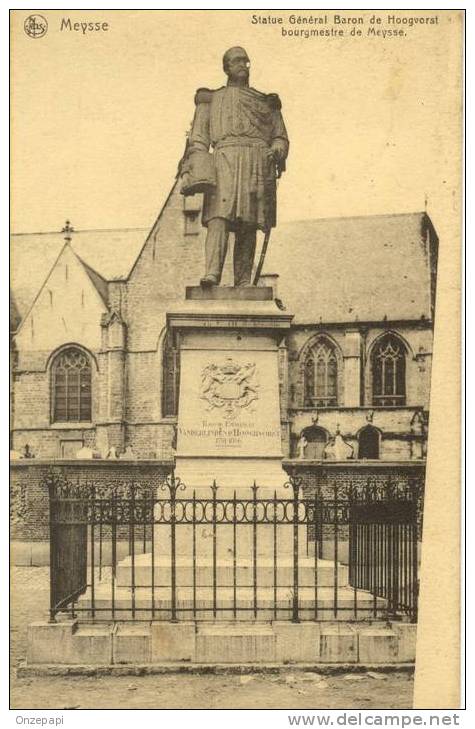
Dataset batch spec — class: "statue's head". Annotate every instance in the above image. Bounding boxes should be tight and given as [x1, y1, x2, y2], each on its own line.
[223, 46, 250, 83]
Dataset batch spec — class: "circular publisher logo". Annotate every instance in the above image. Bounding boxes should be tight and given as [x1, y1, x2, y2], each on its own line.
[24, 15, 48, 39]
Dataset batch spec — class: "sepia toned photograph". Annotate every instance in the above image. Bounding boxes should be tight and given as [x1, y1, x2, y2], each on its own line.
[9, 8, 462, 712]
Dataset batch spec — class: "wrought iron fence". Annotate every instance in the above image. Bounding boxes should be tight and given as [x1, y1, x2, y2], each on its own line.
[46, 470, 420, 624]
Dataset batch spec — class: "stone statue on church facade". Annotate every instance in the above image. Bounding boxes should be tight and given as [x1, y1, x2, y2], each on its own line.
[180, 46, 289, 287]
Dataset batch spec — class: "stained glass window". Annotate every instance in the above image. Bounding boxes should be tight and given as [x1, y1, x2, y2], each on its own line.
[52, 348, 92, 422]
[304, 339, 338, 407]
[371, 335, 406, 406]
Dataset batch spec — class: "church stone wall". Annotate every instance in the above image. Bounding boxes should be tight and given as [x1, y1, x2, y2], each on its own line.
[12, 347, 101, 458]
[13, 371, 50, 431]
[125, 351, 161, 422]
[287, 324, 432, 412]
[364, 325, 433, 411]
[12, 428, 97, 460]
[126, 185, 207, 352]
[289, 407, 425, 462]
[124, 422, 176, 461]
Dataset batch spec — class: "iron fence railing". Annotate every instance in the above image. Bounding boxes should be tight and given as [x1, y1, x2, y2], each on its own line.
[46, 470, 420, 623]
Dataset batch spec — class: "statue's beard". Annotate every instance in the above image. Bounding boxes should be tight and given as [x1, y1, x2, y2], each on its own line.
[227, 69, 249, 86]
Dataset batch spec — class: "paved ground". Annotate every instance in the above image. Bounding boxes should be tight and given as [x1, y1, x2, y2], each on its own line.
[11, 567, 414, 710]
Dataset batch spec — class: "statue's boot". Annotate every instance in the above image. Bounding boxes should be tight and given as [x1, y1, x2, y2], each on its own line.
[200, 275, 218, 287]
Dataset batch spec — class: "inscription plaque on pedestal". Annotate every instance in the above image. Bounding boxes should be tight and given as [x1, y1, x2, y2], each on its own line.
[178, 351, 282, 459]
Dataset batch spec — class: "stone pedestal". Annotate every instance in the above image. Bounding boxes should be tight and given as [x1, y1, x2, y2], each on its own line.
[168, 289, 293, 493]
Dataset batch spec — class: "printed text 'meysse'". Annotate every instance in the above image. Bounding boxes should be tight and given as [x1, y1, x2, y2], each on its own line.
[60, 18, 109, 34]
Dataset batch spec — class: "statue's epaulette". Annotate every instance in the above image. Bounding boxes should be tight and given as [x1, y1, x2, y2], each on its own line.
[266, 93, 282, 110]
[194, 87, 214, 104]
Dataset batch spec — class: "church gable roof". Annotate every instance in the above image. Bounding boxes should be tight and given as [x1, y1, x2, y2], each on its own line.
[265, 212, 438, 324]
[10, 227, 147, 320]
[14, 243, 109, 352]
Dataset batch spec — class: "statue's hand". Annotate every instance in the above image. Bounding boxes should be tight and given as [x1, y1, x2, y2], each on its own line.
[269, 139, 288, 164]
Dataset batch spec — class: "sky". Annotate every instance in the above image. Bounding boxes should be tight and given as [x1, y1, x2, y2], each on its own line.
[11, 9, 461, 240]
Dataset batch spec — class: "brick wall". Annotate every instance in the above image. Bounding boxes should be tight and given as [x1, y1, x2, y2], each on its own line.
[10, 460, 174, 542]
[13, 371, 50, 430]
[285, 461, 425, 497]
[283, 461, 425, 549]
[124, 423, 176, 460]
[126, 185, 205, 352]
[125, 351, 161, 422]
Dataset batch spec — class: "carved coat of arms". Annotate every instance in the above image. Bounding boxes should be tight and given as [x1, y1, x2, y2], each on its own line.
[200, 358, 259, 420]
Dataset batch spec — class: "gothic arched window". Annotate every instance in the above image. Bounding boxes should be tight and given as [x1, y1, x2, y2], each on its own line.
[162, 331, 180, 417]
[304, 338, 338, 407]
[358, 425, 380, 459]
[52, 348, 92, 422]
[371, 334, 406, 406]
[301, 426, 328, 460]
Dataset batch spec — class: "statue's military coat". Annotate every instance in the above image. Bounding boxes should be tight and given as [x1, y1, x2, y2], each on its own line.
[188, 86, 289, 232]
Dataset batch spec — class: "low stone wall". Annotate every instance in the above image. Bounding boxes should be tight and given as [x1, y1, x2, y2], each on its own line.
[283, 459, 425, 492]
[284, 460, 425, 536]
[10, 460, 173, 565]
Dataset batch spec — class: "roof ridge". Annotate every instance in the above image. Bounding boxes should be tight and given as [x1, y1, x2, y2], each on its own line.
[11, 226, 150, 237]
[10, 211, 429, 237]
[281, 211, 427, 225]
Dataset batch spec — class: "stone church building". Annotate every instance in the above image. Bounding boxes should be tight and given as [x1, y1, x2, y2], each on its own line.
[10, 181, 438, 470]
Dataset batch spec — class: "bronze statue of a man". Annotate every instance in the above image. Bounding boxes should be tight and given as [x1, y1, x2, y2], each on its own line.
[181, 47, 289, 287]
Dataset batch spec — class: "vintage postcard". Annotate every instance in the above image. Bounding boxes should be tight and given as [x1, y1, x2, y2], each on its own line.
[9, 8, 463, 713]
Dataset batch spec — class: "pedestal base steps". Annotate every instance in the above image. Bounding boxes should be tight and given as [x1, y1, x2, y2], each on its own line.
[75, 552, 386, 621]
[25, 620, 416, 667]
